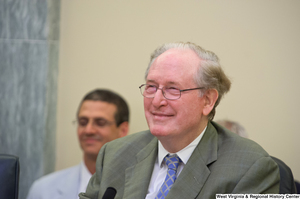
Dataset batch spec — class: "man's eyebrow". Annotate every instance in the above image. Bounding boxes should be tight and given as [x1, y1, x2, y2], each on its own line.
[166, 81, 179, 85]
[77, 116, 106, 120]
[146, 80, 181, 86]
[78, 116, 88, 120]
[146, 79, 156, 83]
[94, 117, 107, 120]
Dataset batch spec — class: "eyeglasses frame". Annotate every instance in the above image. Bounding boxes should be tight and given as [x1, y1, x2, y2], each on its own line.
[139, 84, 205, 100]
[73, 118, 115, 129]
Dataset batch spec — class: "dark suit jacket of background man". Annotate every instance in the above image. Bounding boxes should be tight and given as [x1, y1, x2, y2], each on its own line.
[271, 156, 297, 194]
[79, 121, 280, 199]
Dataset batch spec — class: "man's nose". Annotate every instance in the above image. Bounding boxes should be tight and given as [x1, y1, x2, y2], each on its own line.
[84, 121, 97, 133]
[152, 88, 167, 107]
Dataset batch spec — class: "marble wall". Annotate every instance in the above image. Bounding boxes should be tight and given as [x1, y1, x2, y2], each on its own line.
[0, 0, 60, 198]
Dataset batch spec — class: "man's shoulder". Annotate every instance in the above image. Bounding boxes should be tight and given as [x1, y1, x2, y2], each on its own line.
[97, 130, 156, 164]
[27, 164, 81, 199]
[120, 130, 154, 141]
[226, 132, 267, 156]
[106, 130, 155, 150]
[210, 121, 268, 155]
[199, 122, 280, 194]
[30, 164, 80, 189]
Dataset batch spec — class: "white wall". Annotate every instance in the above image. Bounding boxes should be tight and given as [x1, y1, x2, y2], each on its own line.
[57, 0, 300, 181]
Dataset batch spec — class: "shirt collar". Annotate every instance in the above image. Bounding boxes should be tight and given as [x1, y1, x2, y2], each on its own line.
[79, 161, 93, 192]
[158, 126, 207, 166]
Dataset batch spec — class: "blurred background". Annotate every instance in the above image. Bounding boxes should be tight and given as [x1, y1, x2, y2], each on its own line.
[1, 1, 299, 198]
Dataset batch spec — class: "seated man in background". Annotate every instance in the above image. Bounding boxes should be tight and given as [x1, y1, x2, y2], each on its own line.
[80, 42, 280, 199]
[216, 119, 297, 194]
[27, 89, 130, 199]
[215, 119, 248, 138]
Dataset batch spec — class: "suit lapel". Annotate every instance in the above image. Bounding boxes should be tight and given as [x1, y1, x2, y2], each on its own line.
[123, 137, 158, 199]
[166, 122, 218, 198]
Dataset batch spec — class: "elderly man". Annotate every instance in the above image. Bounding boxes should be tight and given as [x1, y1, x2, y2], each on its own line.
[27, 89, 129, 199]
[79, 42, 280, 199]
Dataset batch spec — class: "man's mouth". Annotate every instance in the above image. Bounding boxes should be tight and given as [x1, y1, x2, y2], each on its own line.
[83, 136, 101, 144]
[151, 111, 173, 120]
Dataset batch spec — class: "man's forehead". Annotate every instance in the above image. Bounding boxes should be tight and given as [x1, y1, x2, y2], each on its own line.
[80, 100, 116, 108]
[147, 49, 199, 87]
[150, 49, 201, 73]
[78, 100, 116, 116]
[146, 79, 184, 87]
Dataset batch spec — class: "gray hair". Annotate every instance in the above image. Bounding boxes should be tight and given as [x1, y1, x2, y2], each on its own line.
[145, 42, 231, 120]
[216, 120, 248, 138]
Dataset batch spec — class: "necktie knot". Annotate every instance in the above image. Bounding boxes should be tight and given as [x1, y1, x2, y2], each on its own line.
[165, 154, 181, 170]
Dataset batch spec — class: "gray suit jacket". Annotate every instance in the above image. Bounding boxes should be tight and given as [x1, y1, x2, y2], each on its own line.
[80, 122, 280, 199]
[27, 164, 81, 199]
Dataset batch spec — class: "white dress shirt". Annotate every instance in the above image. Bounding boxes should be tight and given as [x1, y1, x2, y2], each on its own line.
[145, 127, 207, 199]
[78, 161, 92, 198]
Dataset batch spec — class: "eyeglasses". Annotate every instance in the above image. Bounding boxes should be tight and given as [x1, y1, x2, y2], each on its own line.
[73, 117, 115, 129]
[139, 84, 205, 100]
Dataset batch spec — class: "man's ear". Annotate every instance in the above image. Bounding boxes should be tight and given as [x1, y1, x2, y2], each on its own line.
[118, 121, 129, 137]
[202, 89, 218, 116]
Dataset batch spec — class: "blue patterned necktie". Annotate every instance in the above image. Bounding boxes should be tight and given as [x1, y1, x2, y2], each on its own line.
[155, 154, 182, 199]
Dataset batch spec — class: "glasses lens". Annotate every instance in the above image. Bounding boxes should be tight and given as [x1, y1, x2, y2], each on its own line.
[163, 87, 181, 100]
[94, 118, 110, 127]
[77, 118, 88, 127]
[76, 118, 113, 128]
[141, 84, 157, 98]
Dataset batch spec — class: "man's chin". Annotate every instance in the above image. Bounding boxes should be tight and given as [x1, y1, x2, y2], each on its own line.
[84, 150, 100, 159]
[149, 127, 170, 137]
[83, 145, 102, 155]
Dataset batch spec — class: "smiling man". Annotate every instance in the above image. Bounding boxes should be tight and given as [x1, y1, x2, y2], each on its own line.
[27, 89, 129, 199]
[79, 42, 280, 199]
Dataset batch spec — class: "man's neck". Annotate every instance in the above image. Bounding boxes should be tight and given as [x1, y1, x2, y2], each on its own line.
[83, 154, 97, 174]
[158, 121, 208, 153]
